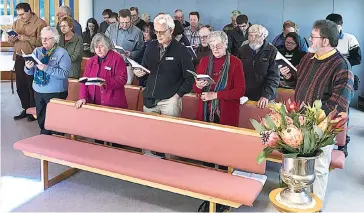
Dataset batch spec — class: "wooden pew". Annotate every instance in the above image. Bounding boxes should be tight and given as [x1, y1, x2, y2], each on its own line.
[14, 99, 266, 212]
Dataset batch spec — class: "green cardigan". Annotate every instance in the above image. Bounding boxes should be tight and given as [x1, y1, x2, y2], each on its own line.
[59, 34, 83, 78]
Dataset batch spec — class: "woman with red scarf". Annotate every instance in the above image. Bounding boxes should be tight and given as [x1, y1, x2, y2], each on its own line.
[193, 31, 245, 127]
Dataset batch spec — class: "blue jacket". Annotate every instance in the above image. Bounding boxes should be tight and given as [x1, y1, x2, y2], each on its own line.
[24, 46, 71, 93]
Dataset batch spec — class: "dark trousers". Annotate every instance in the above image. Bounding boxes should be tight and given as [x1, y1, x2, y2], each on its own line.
[34, 91, 68, 135]
[15, 55, 35, 110]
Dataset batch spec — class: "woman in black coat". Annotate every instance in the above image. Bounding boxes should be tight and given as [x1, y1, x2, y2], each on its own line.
[82, 18, 99, 57]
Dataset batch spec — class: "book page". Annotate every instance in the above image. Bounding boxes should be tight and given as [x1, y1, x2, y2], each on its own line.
[127, 58, 151, 74]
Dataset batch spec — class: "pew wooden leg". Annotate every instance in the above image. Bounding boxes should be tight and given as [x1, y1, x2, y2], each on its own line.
[228, 167, 234, 174]
[40, 159, 78, 190]
[209, 202, 216, 212]
[70, 135, 77, 140]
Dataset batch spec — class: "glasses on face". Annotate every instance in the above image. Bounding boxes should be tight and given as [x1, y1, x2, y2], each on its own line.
[310, 34, 326, 40]
[209, 43, 223, 50]
[155, 28, 170, 36]
[41, 37, 54, 42]
[199, 35, 209, 40]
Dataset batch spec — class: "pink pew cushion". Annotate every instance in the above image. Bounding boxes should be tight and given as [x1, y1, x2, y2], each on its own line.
[14, 135, 264, 206]
[26, 107, 36, 115]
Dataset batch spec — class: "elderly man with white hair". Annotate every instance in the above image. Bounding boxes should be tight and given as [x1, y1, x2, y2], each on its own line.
[237, 24, 280, 109]
[24, 27, 71, 135]
[56, 5, 82, 36]
[134, 13, 194, 117]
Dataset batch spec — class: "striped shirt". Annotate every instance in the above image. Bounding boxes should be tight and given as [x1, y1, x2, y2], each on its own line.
[184, 26, 201, 47]
[294, 50, 354, 114]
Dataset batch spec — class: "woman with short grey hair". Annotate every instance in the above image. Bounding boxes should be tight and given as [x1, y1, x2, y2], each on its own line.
[76, 33, 128, 110]
[193, 30, 245, 127]
[24, 26, 71, 135]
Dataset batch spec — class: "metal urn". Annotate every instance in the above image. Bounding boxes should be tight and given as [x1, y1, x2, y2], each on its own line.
[279, 155, 318, 208]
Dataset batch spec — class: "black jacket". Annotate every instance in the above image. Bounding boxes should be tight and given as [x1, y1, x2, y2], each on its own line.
[228, 27, 249, 56]
[135, 19, 147, 31]
[237, 40, 280, 101]
[140, 39, 195, 101]
[98, 21, 109, 34]
[193, 45, 211, 67]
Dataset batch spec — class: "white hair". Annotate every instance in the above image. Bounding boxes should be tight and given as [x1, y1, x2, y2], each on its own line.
[208, 31, 228, 46]
[141, 13, 150, 22]
[59, 5, 72, 16]
[154, 14, 175, 29]
[249, 24, 269, 39]
[41, 27, 60, 43]
[90, 33, 114, 53]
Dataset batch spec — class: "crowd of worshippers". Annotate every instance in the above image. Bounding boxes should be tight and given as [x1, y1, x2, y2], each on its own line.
[8, 2, 361, 209]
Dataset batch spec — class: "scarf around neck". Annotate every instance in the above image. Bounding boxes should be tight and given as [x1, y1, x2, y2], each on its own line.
[33, 45, 57, 86]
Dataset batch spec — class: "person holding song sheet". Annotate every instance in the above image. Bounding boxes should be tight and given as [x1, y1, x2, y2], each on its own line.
[9, 3, 47, 121]
[24, 27, 71, 135]
[75, 33, 128, 110]
[278, 32, 306, 89]
[193, 31, 245, 127]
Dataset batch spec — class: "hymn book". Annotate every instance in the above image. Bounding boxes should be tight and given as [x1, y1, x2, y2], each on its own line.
[186, 70, 216, 85]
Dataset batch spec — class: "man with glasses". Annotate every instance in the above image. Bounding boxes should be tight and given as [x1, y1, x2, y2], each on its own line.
[106, 9, 144, 84]
[56, 6, 82, 36]
[130, 7, 146, 30]
[237, 24, 280, 109]
[98, 9, 113, 33]
[194, 25, 212, 67]
[9, 3, 47, 121]
[133, 13, 194, 117]
[174, 9, 190, 28]
[228, 14, 250, 56]
[280, 20, 354, 207]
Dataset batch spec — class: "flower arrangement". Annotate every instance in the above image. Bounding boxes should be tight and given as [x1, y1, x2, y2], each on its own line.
[250, 100, 348, 163]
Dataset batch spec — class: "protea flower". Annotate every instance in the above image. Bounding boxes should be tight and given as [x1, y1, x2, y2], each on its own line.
[260, 131, 279, 147]
[280, 125, 303, 148]
[285, 116, 294, 125]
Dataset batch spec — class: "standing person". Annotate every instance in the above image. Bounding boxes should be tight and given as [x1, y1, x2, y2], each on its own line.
[106, 9, 144, 84]
[194, 31, 245, 127]
[24, 27, 71, 135]
[281, 20, 354, 206]
[228, 14, 250, 56]
[130, 7, 146, 30]
[272, 20, 308, 52]
[237, 24, 280, 108]
[98, 9, 112, 33]
[133, 13, 194, 117]
[173, 20, 190, 46]
[59, 16, 83, 79]
[82, 18, 99, 57]
[9, 2, 47, 121]
[326, 13, 362, 157]
[193, 25, 212, 67]
[184, 11, 201, 48]
[222, 10, 241, 36]
[174, 9, 190, 28]
[56, 6, 82, 36]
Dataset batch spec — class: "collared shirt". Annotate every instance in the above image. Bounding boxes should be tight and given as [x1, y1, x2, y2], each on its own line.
[184, 26, 201, 47]
[158, 40, 172, 59]
[314, 49, 337, 60]
[105, 24, 144, 60]
[10, 13, 47, 60]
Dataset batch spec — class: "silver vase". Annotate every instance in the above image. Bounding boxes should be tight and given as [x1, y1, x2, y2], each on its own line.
[279, 155, 319, 208]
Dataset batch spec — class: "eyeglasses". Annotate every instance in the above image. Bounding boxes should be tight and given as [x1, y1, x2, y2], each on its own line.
[155, 28, 170, 36]
[310, 35, 326, 40]
[199, 35, 209, 40]
[209, 43, 223, 50]
[41, 37, 54, 42]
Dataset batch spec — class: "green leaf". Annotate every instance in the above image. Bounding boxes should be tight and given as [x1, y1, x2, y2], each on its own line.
[277, 140, 298, 153]
[303, 128, 311, 154]
[314, 126, 324, 140]
[282, 153, 299, 158]
[280, 105, 287, 128]
[314, 100, 322, 110]
[250, 119, 265, 134]
[264, 115, 277, 130]
[257, 147, 274, 164]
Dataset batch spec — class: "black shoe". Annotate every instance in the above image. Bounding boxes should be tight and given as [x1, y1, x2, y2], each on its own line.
[338, 146, 348, 158]
[14, 110, 27, 120]
[27, 115, 36, 122]
[198, 201, 230, 212]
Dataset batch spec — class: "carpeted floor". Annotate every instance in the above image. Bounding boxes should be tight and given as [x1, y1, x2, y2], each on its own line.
[1, 82, 364, 212]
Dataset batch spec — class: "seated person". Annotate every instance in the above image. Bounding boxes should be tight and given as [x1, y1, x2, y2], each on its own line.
[59, 16, 83, 79]
[173, 20, 191, 46]
[272, 20, 308, 52]
[222, 10, 241, 36]
[193, 31, 245, 127]
[193, 25, 212, 67]
[228, 14, 250, 56]
[75, 33, 128, 109]
[237, 24, 280, 108]
[24, 27, 71, 135]
[278, 32, 307, 89]
[82, 18, 99, 57]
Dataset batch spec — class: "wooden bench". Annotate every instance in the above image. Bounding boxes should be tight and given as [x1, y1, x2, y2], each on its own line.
[14, 99, 266, 212]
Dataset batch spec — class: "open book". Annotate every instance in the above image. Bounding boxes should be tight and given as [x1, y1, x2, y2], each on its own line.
[240, 96, 249, 105]
[114, 44, 127, 54]
[127, 58, 151, 74]
[275, 51, 297, 72]
[79, 77, 105, 85]
[21, 50, 42, 65]
[232, 170, 267, 185]
[186, 46, 197, 59]
[186, 70, 215, 84]
[6, 30, 18, 37]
